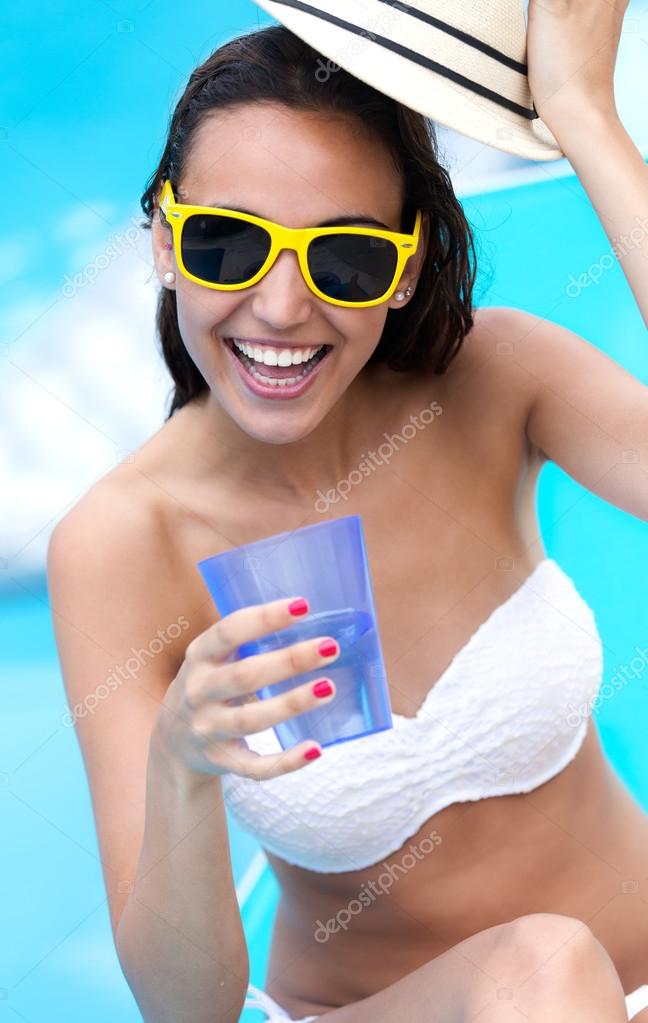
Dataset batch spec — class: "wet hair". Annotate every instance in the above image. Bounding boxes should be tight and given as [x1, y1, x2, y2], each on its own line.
[139, 25, 479, 421]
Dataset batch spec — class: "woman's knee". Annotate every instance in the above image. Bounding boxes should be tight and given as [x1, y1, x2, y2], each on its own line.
[499, 913, 608, 966]
[502, 912, 594, 953]
[492, 913, 622, 996]
[461, 913, 616, 989]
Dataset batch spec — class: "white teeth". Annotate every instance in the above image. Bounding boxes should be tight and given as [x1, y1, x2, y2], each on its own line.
[249, 364, 310, 387]
[277, 349, 294, 368]
[231, 338, 322, 367]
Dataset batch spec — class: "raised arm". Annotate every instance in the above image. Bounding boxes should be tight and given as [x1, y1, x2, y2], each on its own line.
[527, 0, 648, 325]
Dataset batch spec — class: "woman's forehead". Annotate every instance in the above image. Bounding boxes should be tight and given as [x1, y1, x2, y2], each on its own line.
[185, 105, 403, 223]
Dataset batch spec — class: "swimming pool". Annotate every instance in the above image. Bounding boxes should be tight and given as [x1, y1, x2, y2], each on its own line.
[3, 162, 647, 1021]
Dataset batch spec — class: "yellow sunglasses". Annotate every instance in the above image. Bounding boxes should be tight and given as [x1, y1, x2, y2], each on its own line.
[158, 180, 422, 309]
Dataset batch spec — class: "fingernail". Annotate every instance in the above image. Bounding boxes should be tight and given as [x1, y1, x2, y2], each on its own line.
[318, 638, 338, 657]
[288, 597, 309, 617]
[312, 679, 333, 698]
[304, 746, 322, 761]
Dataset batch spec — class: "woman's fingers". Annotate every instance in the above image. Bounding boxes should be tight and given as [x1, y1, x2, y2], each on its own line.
[186, 595, 310, 665]
[196, 676, 336, 739]
[164, 595, 339, 779]
[208, 736, 324, 781]
[185, 631, 339, 709]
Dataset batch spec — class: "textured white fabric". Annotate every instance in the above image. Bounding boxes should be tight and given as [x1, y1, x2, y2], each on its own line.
[244, 983, 319, 1021]
[223, 559, 603, 873]
[243, 981, 648, 1019]
[626, 984, 648, 1018]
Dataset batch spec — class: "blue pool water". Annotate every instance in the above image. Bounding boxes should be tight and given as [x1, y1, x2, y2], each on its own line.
[3, 161, 648, 1021]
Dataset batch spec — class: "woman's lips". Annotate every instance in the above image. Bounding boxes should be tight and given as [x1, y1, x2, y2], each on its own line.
[223, 338, 331, 378]
[222, 336, 333, 400]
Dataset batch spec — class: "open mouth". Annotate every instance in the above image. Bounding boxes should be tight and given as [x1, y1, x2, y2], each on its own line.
[224, 338, 333, 389]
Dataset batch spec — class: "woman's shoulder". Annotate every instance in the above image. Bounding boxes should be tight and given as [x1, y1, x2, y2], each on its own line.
[461, 304, 537, 363]
[48, 415, 217, 633]
[49, 409, 189, 563]
[414, 304, 542, 449]
[446, 303, 542, 401]
[48, 460, 168, 579]
[51, 401, 231, 605]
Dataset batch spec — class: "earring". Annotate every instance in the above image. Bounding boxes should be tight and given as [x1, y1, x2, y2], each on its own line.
[164, 271, 176, 284]
[395, 286, 413, 302]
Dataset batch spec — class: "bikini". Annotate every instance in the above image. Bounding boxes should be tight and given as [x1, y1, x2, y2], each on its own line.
[227, 558, 648, 1020]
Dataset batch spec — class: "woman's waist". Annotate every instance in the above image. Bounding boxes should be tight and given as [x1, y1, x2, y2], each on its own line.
[274, 835, 630, 949]
[269, 770, 648, 950]
[269, 844, 648, 1009]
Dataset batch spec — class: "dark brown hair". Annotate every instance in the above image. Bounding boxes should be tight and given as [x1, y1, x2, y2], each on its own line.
[139, 24, 480, 421]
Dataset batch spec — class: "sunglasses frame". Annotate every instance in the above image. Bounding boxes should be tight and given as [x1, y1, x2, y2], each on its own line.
[158, 180, 423, 309]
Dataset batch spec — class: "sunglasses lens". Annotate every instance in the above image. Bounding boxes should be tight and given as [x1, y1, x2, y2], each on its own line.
[181, 214, 272, 285]
[308, 233, 399, 303]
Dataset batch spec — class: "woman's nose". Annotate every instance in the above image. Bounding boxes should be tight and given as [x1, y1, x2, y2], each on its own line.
[250, 248, 314, 321]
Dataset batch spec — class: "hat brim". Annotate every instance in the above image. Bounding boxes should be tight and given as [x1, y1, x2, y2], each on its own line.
[253, 0, 564, 162]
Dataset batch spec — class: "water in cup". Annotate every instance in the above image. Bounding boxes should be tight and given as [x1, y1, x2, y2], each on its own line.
[238, 607, 392, 749]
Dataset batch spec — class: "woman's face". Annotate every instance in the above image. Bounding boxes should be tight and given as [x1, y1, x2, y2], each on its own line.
[152, 101, 428, 445]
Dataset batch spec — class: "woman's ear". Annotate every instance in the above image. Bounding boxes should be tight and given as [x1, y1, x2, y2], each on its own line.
[386, 209, 430, 311]
[151, 201, 176, 289]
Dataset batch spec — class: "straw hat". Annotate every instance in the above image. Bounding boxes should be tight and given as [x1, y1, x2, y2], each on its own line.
[252, 0, 564, 162]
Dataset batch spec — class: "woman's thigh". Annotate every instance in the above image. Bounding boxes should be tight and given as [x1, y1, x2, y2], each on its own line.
[307, 913, 628, 1023]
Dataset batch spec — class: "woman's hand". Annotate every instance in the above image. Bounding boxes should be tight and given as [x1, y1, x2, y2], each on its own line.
[155, 595, 339, 781]
[526, 0, 629, 130]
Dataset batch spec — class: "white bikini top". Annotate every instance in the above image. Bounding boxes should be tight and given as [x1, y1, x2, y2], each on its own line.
[222, 559, 603, 873]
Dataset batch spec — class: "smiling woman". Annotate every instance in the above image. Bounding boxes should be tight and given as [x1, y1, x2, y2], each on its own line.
[138, 25, 478, 423]
[46, 6, 648, 1023]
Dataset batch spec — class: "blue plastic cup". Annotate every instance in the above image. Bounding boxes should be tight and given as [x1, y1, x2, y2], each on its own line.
[196, 514, 393, 750]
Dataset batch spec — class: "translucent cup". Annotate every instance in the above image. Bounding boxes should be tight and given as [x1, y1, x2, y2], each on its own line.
[196, 514, 393, 750]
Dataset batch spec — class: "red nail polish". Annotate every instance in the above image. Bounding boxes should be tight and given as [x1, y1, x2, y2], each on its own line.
[288, 598, 309, 617]
[304, 746, 322, 761]
[318, 639, 338, 657]
[312, 680, 333, 698]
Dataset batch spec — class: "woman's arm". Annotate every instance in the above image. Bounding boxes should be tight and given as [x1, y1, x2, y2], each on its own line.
[527, 0, 648, 326]
[115, 727, 249, 1023]
[479, 305, 648, 521]
[47, 491, 249, 1023]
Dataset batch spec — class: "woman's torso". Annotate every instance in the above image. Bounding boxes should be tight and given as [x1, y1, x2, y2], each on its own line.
[105, 307, 648, 1017]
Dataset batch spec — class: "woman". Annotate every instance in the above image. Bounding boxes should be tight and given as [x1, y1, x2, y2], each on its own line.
[48, 1, 648, 1021]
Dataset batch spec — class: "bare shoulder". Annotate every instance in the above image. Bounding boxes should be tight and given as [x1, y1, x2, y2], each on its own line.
[463, 304, 545, 362]
[437, 305, 542, 425]
[466, 304, 574, 369]
[48, 460, 170, 588]
[48, 404, 198, 592]
[463, 303, 599, 408]
[46, 450, 207, 688]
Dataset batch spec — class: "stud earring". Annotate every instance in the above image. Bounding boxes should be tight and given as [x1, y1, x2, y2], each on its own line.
[395, 286, 413, 302]
[164, 271, 176, 284]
